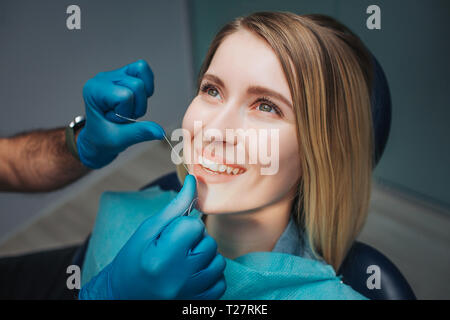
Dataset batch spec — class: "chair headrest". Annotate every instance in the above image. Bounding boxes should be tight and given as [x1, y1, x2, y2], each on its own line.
[338, 241, 416, 300]
[370, 54, 392, 166]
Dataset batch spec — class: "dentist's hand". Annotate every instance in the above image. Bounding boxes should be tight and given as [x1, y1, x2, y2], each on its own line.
[79, 175, 227, 300]
[77, 60, 165, 169]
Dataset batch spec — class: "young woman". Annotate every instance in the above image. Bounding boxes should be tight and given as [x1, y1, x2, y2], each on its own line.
[80, 11, 374, 300]
[180, 11, 373, 271]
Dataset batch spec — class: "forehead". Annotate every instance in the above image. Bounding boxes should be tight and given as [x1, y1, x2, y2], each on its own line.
[206, 29, 292, 101]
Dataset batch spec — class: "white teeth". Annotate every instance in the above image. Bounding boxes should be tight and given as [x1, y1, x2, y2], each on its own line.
[203, 157, 213, 165]
[198, 155, 244, 175]
[209, 163, 219, 171]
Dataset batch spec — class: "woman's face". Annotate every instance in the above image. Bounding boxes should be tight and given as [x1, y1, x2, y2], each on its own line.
[182, 29, 301, 214]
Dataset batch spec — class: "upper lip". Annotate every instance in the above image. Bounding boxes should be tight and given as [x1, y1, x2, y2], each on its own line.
[196, 147, 247, 171]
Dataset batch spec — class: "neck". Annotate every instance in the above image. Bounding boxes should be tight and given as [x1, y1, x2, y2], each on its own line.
[203, 194, 295, 260]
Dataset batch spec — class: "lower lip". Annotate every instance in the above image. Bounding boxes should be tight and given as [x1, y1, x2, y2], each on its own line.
[193, 163, 245, 184]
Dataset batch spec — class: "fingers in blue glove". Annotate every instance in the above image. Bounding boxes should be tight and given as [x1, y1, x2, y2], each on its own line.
[163, 174, 197, 217]
[194, 254, 227, 287]
[119, 59, 155, 97]
[78, 59, 164, 169]
[139, 174, 197, 238]
[188, 235, 218, 271]
[179, 253, 226, 299]
[80, 174, 210, 300]
[113, 75, 148, 118]
[116, 120, 165, 146]
[154, 216, 205, 257]
[83, 79, 135, 118]
[193, 275, 227, 300]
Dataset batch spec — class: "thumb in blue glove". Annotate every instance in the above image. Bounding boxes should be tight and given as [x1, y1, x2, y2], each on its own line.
[77, 60, 165, 169]
[79, 175, 226, 300]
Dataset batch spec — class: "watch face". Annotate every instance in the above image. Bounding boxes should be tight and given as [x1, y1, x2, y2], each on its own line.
[71, 116, 86, 129]
[75, 115, 85, 124]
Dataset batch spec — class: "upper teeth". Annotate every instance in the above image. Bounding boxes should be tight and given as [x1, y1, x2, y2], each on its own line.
[198, 155, 244, 175]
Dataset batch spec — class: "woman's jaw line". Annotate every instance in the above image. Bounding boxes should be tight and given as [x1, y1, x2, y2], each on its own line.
[194, 181, 292, 218]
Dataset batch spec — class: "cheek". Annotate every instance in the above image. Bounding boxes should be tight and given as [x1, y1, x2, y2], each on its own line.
[274, 129, 301, 184]
[181, 102, 196, 165]
[182, 100, 198, 134]
[182, 97, 213, 137]
[264, 124, 300, 170]
[182, 98, 210, 164]
[279, 130, 299, 163]
[253, 133, 300, 209]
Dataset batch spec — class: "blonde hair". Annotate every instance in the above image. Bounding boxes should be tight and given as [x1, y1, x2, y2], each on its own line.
[180, 11, 374, 271]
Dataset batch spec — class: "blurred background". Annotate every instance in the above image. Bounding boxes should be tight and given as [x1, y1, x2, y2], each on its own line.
[0, 0, 449, 299]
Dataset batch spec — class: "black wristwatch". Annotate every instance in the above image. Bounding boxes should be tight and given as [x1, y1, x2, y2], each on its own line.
[65, 115, 86, 160]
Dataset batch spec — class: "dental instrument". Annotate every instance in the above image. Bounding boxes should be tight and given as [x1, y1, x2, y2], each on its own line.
[114, 112, 197, 216]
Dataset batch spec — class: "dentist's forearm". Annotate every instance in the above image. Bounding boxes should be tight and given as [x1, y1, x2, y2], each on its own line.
[0, 128, 89, 192]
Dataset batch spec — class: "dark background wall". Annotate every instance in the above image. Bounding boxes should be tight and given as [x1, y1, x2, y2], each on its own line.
[189, 0, 450, 211]
[0, 0, 195, 240]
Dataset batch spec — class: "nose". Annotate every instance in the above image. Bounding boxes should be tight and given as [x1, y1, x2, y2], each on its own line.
[198, 101, 250, 165]
[202, 101, 244, 146]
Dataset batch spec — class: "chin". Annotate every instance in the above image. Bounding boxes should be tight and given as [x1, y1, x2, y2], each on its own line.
[196, 189, 263, 215]
[196, 194, 230, 215]
[194, 190, 240, 215]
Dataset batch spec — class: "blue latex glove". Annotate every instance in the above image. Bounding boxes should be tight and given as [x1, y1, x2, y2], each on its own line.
[79, 175, 227, 300]
[77, 60, 165, 169]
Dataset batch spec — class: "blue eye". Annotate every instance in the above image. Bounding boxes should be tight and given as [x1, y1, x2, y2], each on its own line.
[258, 103, 275, 113]
[200, 83, 221, 99]
[256, 98, 282, 116]
[207, 88, 219, 97]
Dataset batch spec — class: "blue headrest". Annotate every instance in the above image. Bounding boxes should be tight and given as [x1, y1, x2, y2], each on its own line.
[370, 55, 392, 166]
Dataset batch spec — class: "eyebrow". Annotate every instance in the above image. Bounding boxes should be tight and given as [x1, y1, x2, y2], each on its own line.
[202, 73, 293, 109]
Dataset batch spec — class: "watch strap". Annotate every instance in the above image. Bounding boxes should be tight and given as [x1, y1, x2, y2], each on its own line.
[65, 115, 85, 161]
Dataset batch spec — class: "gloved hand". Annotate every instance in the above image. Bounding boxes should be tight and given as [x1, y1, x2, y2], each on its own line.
[77, 59, 165, 169]
[79, 175, 227, 300]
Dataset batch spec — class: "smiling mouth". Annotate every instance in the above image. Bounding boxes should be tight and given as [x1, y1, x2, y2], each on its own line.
[197, 155, 247, 176]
